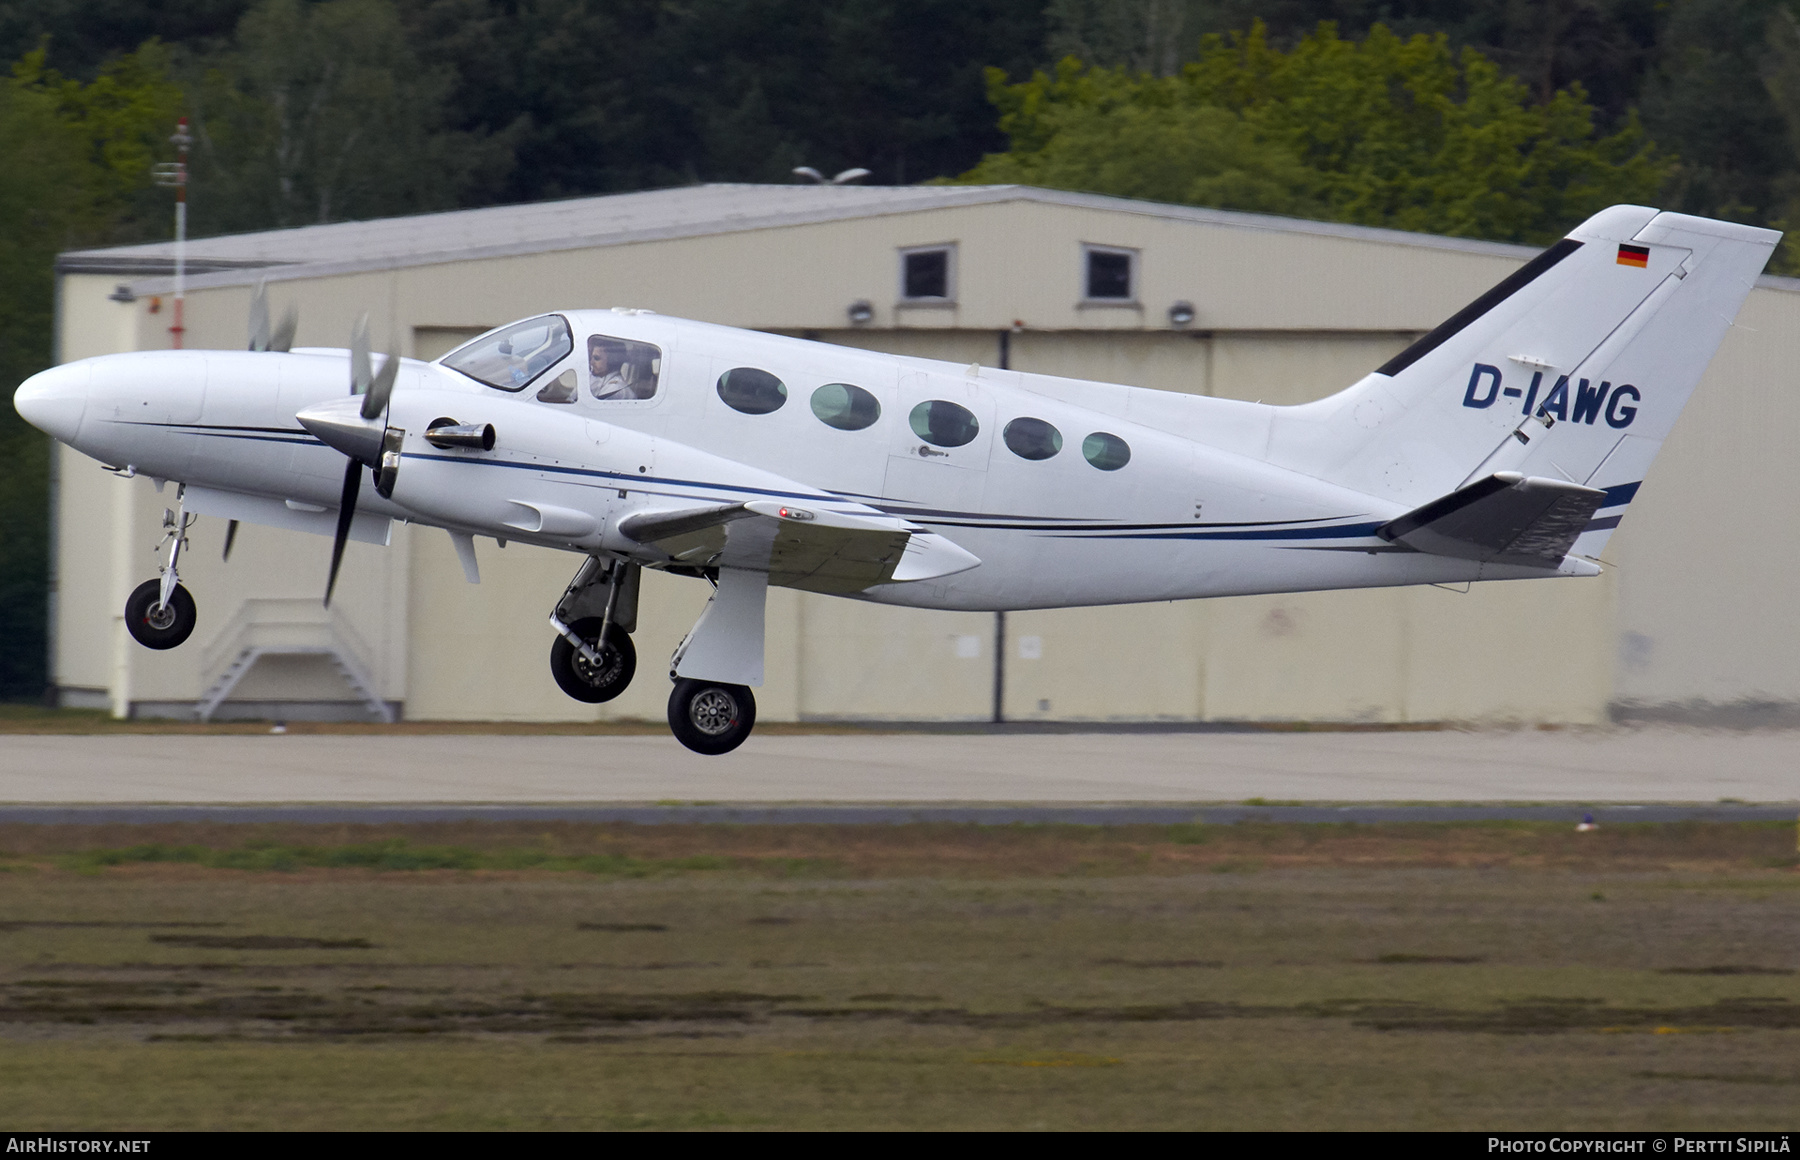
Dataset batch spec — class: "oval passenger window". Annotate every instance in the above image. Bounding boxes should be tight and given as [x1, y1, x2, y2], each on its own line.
[909, 400, 979, 448]
[1003, 417, 1062, 460]
[810, 383, 881, 431]
[717, 367, 788, 415]
[1082, 431, 1131, 471]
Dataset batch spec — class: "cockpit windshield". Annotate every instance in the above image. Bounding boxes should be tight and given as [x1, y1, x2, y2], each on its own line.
[442, 315, 573, 391]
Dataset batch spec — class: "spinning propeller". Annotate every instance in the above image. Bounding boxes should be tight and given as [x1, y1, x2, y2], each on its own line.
[293, 314, 399, 607]
[247, 280, 297, 354]
[224, 284, 302, 563]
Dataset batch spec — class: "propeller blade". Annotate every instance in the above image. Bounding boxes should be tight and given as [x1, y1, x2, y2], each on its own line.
[270, 307, 297, 353]
[325, 458, 361, 608]
[360, 351, 398, 421]
[248, 282, 270, 352]
[350, 314, 371, 396]
[222, 519, 239, 562]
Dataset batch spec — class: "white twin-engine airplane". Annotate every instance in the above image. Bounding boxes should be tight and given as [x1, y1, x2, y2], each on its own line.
[11, 205, 1779, 753]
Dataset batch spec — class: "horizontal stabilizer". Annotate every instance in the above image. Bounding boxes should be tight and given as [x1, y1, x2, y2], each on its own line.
[1378, 472, 1605, 568]
[618, 500, 979, 592]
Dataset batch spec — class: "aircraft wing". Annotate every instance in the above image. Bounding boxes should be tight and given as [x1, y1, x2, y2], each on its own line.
[1377, 472, 1606, 567]
[618, 500, 979, 593]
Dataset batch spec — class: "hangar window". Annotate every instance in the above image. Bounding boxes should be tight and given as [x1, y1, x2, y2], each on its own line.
[1003, 417, 1063, 461]
[900, 245, 954, 301]
[909, 400, 979, 448]
[1083, 245, 1136, 301]
[442, 314, 573, 392]
[587, 334, 661, 400]
[810, 383, 881, 431]
[717, 367, 788, 414]
[1082, 431, 1131, 471]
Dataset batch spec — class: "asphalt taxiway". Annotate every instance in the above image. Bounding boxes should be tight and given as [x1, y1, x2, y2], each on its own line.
[0, 728, 1792, 818]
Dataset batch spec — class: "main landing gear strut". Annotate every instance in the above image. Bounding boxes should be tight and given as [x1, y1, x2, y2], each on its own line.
[546, 559, 762, 756]
[547, 557, 639, 703]
[125, 491, 198, 650]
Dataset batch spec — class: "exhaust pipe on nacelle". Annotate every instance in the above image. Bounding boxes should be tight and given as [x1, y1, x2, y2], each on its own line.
[425, 420, 496, 451]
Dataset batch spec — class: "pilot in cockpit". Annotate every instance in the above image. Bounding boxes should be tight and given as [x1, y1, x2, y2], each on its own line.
[588, 335, 657, 400]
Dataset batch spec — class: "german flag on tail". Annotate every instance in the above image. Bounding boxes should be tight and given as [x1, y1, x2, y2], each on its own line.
[1617, 243, 1650, 268]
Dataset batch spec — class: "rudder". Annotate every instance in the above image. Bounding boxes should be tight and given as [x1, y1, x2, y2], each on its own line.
[1265, 206, 1779, 561]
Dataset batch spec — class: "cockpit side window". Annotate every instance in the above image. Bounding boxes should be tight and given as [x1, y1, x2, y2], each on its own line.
[442, 315, 573, 392]
[588, 335, 661, 401]
[536, 369, 578, 403]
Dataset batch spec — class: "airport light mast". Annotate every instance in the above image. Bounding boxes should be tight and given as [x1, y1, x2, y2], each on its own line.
[152, 118, 191, 349]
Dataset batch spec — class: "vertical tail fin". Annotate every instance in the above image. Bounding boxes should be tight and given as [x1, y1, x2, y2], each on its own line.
[1268, 206, 1779, 556]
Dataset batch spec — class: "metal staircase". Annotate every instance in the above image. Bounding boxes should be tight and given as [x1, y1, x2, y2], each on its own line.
[195, 598, 394, 723]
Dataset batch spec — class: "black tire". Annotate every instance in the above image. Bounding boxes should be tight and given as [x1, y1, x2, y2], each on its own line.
[667, 678, 756, 755]
[124, 579, 197, 650]
[549, 618, 637, 703]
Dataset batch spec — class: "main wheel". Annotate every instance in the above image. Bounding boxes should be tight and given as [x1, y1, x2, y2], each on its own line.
[124, 579, 197, 650]
[550, 618, 637, 703]
[667, 678, 756, 755]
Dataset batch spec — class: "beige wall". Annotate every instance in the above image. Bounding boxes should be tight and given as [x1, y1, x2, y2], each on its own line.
[51, 199, 1800, 724]
[1606, 286, 1800, 715]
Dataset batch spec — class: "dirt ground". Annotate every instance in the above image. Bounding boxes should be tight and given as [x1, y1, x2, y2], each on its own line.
[1, 821, 1797, 1129]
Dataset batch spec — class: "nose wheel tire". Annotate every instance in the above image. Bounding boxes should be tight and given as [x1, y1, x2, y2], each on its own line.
[549, 618, 637, 703]
[667, 678, 756, 755]
[124, 579, 197, 650]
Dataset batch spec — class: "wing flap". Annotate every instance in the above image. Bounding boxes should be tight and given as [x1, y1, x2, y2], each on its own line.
[617, 500, 980, 591]
[1378, 472, 1606, 567]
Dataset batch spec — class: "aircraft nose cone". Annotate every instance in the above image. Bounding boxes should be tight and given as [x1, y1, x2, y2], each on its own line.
[14, 363, 90, 443]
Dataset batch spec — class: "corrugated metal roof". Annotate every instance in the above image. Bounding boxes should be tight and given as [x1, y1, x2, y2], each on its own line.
[62, 183, 1551, 288]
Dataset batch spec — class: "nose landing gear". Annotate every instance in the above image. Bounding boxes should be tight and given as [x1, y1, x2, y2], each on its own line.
[548, 557, 639, 703]
[125, 497, 198, 650]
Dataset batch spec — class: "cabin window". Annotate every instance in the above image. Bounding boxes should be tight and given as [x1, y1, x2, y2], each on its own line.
[717, 367, 788, 414]
[810, 383, 881, 431]
[587, 335, 661, 400]
[1083, 245, 1135, 301]
[1082, 431, 1131, 470]
[442, 314, 572, 392]
[1003, 417, 1062, 460]
[900, 245, 954, 301]
[909, 400, 979, 448]
[536, 369, 579, 403]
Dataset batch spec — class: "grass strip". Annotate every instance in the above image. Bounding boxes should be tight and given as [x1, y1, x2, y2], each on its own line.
[56, 839, 838, 877]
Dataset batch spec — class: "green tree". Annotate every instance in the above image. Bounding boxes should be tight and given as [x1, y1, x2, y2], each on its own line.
[1758, 4, 1800, 271]
[14, 39, 186, 242]
[0, 40, 182, 699]
[962, 21, 1667, 245]
[185, 0, 512, 233]
[0, 67, 98, 699]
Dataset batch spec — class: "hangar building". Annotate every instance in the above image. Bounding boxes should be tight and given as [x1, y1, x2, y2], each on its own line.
[47, 184, 1800, 725]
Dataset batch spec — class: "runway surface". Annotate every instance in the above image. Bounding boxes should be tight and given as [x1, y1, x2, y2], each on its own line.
[2, 803, 1792, 825]
[0, 726, 1794, 808]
